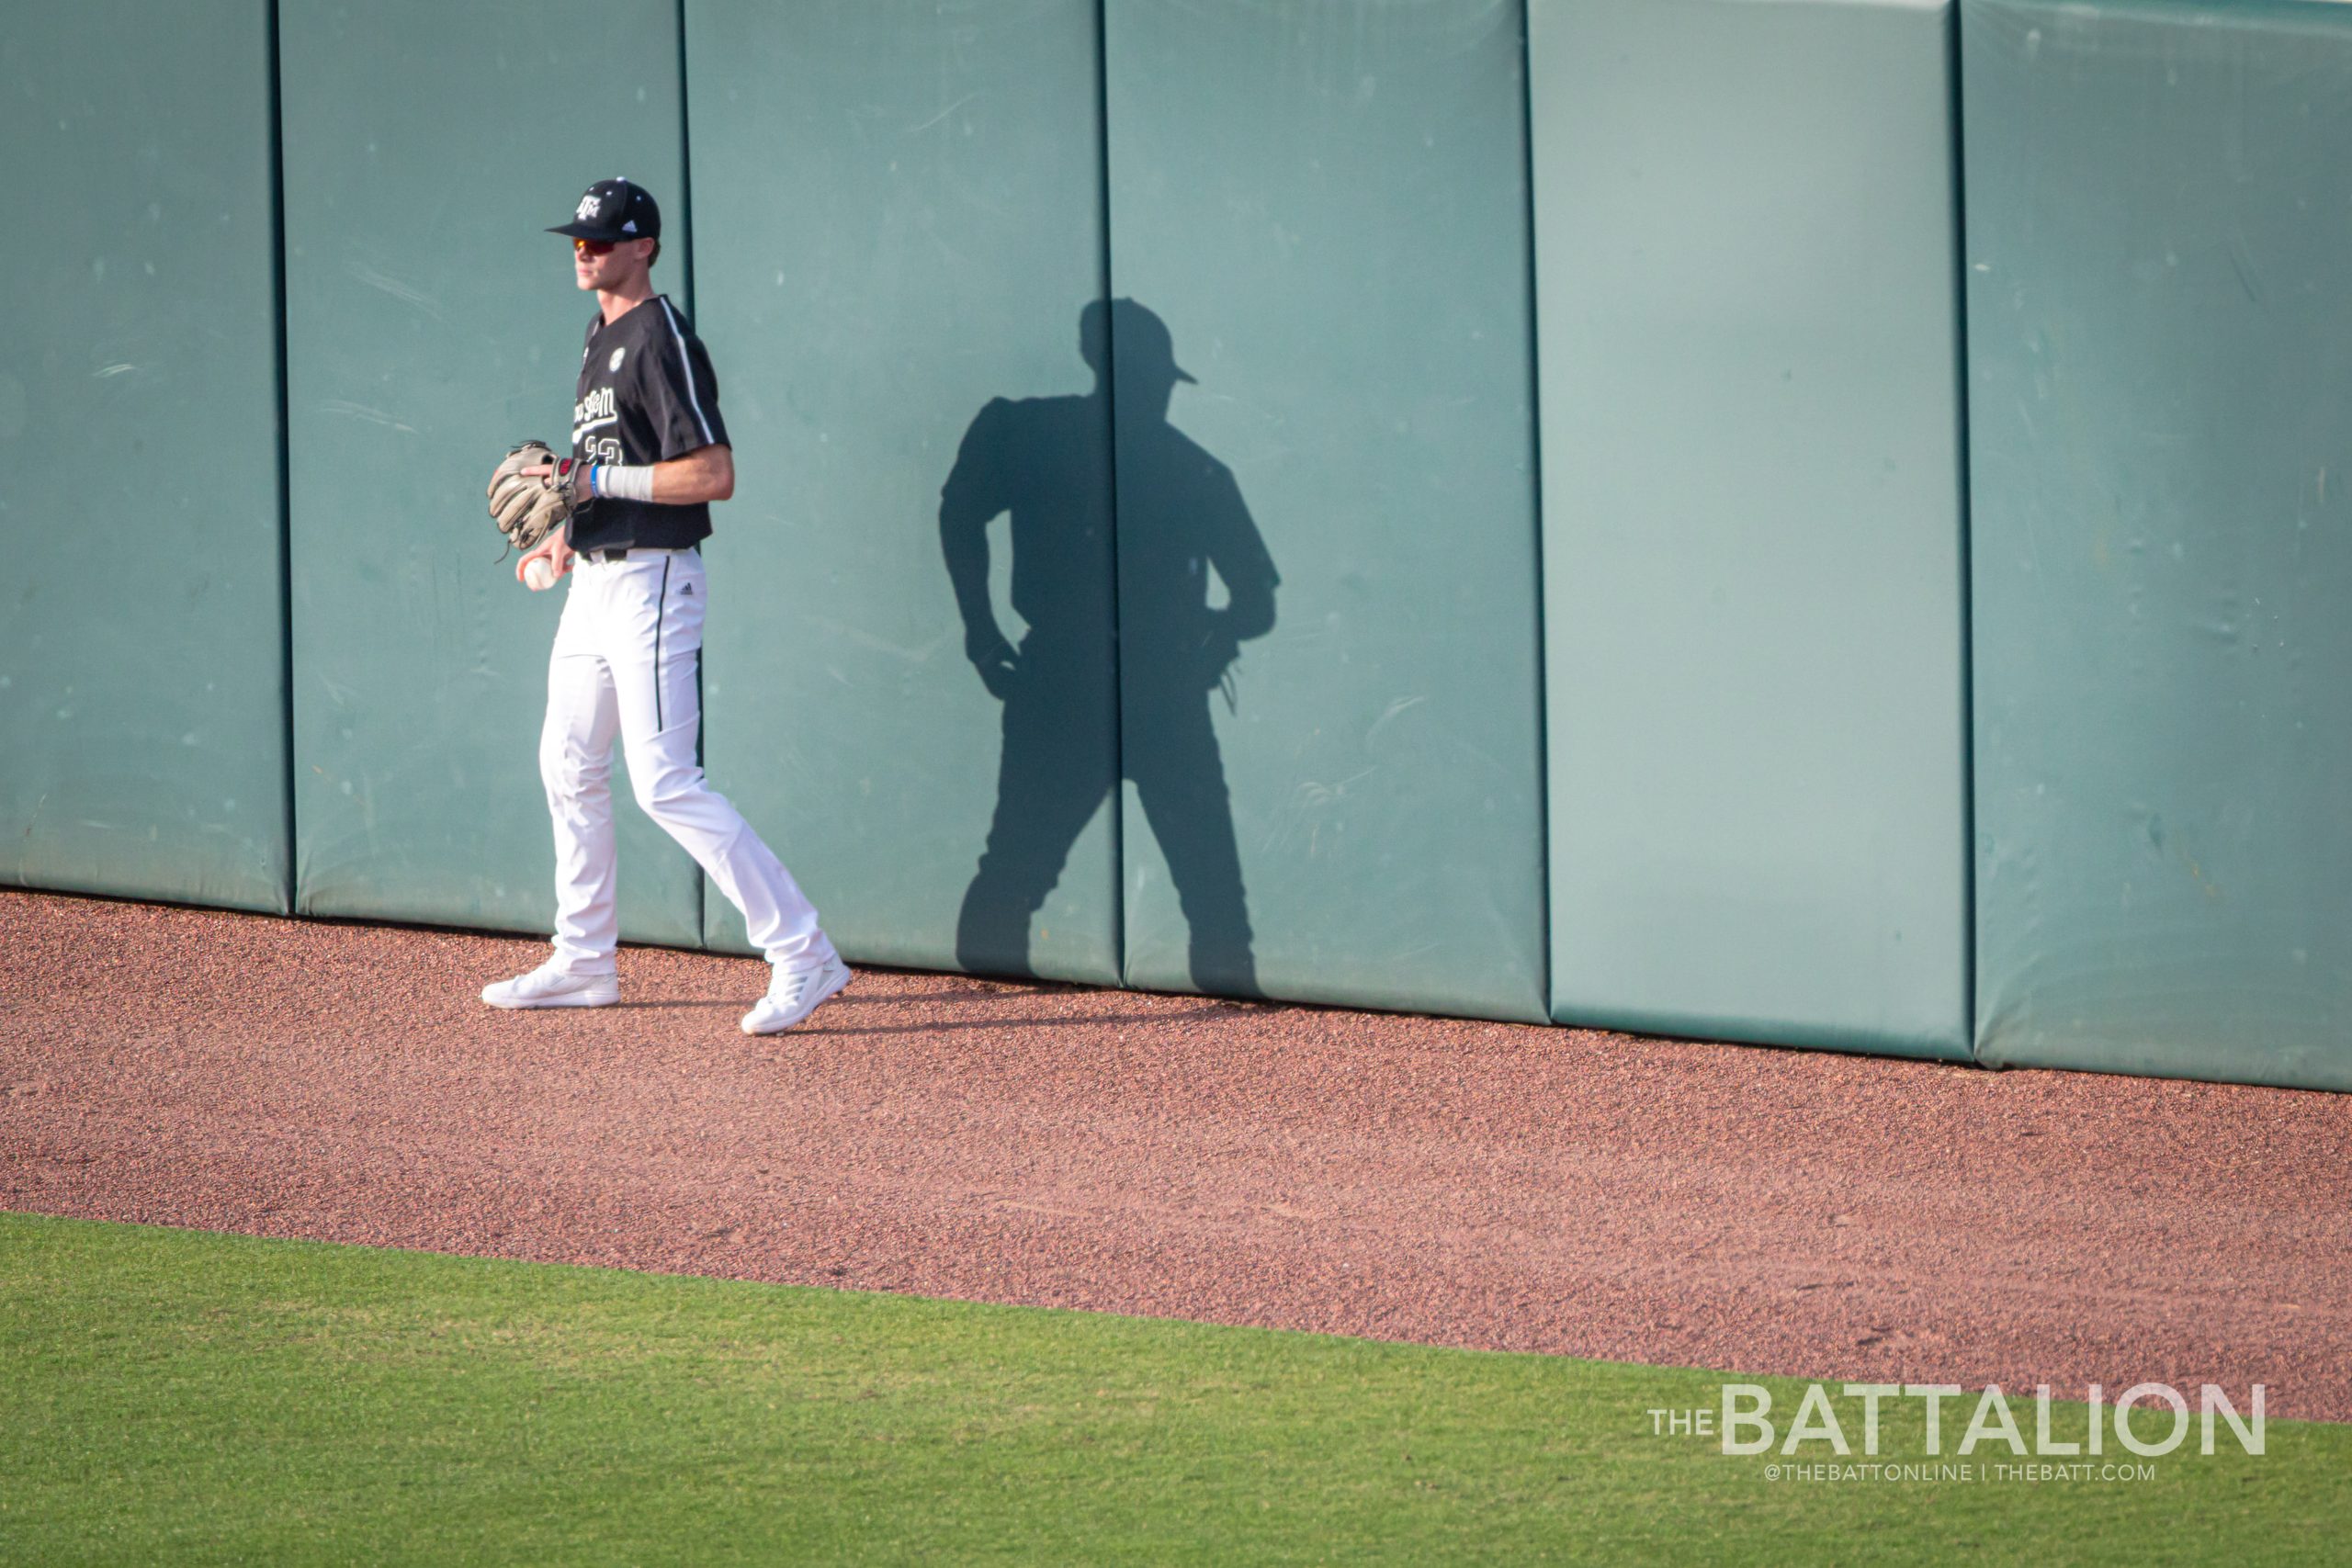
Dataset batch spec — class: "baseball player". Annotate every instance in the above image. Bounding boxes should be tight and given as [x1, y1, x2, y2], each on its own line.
[480, 177, 850, 1033]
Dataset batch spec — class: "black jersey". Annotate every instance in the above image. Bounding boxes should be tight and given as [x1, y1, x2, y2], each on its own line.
[568, 294, 730, 552]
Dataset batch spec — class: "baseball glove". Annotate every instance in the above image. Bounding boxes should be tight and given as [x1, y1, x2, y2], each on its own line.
[1199, 621, 1244, 713]
[486, 441, 583, 558]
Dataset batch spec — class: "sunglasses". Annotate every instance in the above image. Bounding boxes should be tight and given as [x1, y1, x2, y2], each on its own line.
[572, 237, 616, 257]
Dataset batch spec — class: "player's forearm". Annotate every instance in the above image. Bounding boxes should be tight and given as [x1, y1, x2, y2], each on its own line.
[1223, 587, 1276, 642]
[940, 516, 1002, 637]
[587, 445, 734, 506]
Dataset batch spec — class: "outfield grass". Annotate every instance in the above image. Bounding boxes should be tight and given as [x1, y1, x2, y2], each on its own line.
[0, 1213, 2340, 1564]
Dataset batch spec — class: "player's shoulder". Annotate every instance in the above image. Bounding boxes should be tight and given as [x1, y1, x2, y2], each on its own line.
[650, 294, 708, 344]
[975, 391, 1090, 426]
[594, 294, 684, 347]
[600, 297, 695, 376]
[611, 294, 682, 340]
[1161, 423, 1233, 481]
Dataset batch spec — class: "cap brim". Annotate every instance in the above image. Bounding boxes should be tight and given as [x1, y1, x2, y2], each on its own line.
[548, 220, 633, 241]
[1173, 367, 1198, 384]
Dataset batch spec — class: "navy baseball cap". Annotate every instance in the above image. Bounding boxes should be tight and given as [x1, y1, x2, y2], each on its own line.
[550, 178, 661, 243]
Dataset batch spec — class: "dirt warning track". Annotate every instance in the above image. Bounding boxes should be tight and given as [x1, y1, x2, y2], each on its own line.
[4, 889, 2346, 1419]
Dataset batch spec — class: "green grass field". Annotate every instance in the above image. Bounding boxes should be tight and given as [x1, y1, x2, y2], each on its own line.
[0, 1213, 2339, 1564]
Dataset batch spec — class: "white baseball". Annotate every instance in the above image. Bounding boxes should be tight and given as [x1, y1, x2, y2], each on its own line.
[523, 556, 557, 592]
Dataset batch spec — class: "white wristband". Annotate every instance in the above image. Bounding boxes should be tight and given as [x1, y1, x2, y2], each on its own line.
[593, 463, 657, 503]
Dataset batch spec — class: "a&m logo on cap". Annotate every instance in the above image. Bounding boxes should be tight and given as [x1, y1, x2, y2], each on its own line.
[576, 192, 601, 221]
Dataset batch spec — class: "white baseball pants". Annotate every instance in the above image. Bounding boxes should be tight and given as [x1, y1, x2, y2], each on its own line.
[537, 547, 830, 974]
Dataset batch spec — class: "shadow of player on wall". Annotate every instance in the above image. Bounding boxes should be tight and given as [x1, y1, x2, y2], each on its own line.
[941, 299, 1278, 996]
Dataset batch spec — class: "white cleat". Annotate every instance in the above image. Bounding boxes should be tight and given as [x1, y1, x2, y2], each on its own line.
[741, 953, 853, 1035]
[481, 961, 621, 1010]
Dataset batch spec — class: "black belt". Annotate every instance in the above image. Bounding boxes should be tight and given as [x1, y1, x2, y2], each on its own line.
[581, 544, 698, 564]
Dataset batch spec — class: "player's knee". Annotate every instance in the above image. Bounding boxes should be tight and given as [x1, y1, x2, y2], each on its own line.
[972, 847, 1063, 908]
[539, 737, 603, 803]
[629, 761, 706, 819]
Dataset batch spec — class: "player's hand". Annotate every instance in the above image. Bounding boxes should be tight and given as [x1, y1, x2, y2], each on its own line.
[514, 461, 574, 584]
[516, 530, 573, 586]
[966, 628, 1019, 700]
[1201, 617, 1242, 683]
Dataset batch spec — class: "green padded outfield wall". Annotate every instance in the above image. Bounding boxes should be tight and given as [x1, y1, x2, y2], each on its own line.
[0, 1, 289, 912]
[1102, 0, 1548, 1020]
[685, 1, 1119, 982]
[1965, 0, 2352, 1091]
[1532, 0, 1973, 1056]
[279, 1, 700, 944]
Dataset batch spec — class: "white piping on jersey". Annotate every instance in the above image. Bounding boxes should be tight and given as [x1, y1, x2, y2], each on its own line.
[657, 297, 716, 447]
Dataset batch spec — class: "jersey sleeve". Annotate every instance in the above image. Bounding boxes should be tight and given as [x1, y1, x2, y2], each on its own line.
[939, 397, 1015, 526]
[643, 299, 730, 460]
[1204, 463, 1278, 592]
